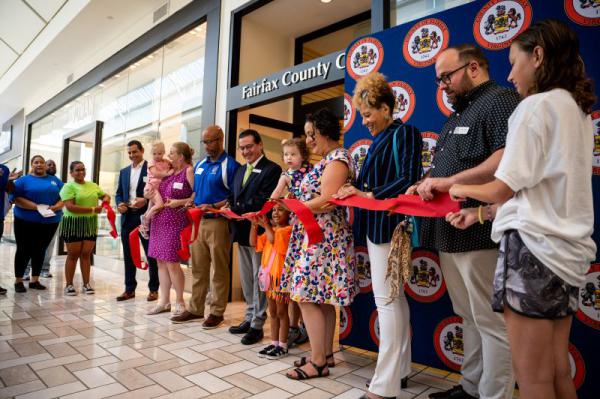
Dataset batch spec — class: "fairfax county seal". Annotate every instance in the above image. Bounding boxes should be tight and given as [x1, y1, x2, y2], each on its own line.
[390, 81, 416, 123]
[565, 0, 600, 26]
[403, 18, 450, 68]
[343, 93, 356, 133]
[349, 139, 372, 176]
[473, 0, 533, 50]
[576, 263, 600, 330]
[355, 246, 373, 294]
[421, 132, 439, 174]
[405, 250, 446, 303]
[347, 37, 384, 80]
[339, 306, 353, 340]
[369, 310, 380, 347]
[591, 110, 600, 175]
[436, 86, 455, 117]
[568, 343, 586, 389]
[434, 316, 464, 371]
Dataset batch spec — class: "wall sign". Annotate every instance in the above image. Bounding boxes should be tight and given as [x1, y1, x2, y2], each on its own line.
[227, 51, 346, 110]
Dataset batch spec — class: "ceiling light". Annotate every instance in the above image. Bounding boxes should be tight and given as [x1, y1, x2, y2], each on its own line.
[321, 0, 332, 3]
[115, 74, 121, 78]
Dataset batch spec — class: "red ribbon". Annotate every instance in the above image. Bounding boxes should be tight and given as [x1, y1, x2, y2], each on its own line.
[102, 201, 118, 239]
[215, 200, 323, 246]
[279, 198, 324, 246]
[328, 193, 460, 217]
[128, 226, 148, 270]
[177, 208, 204, 262]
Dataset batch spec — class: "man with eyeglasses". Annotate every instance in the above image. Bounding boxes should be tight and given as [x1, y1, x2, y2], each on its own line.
[226, 129, 281, 345]
[171, 126, 240, 328]
[408, 44, 520, 399]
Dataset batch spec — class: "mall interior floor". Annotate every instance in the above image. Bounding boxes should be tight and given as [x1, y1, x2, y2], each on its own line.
[0, 241, 492, 399]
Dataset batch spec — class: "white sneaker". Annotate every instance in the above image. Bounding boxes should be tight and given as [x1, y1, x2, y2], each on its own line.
[82, 284, 95, 295]
[64, 285, 77, 296]
[147, 303, 171, 315]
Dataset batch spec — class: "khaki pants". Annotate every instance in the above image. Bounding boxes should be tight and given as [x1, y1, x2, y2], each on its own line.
[188, 217, 231, 317]
[440, 250, 514, 399]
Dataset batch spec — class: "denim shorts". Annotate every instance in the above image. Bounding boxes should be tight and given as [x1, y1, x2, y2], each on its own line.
[491, 230, 579, 319]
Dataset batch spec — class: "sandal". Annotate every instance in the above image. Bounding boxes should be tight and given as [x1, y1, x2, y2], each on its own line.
[294, 353, 335, 368]
[286, 360, 329, 380]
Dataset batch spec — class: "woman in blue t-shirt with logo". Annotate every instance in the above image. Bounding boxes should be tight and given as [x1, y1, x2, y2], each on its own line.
[12, 155, 63, 292]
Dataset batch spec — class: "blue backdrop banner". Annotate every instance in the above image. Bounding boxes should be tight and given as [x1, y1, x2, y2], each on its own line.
[341, 1, 599, 398]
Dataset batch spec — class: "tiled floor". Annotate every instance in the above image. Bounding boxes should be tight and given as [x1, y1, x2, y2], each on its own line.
[0, 242, 468, 399]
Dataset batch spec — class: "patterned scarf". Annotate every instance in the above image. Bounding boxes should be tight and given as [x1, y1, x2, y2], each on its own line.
[386, 220, 412, 304]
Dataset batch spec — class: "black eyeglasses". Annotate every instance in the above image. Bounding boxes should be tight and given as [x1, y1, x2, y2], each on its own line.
[202, 138, 221, 145]
[435, 63, 470, 86]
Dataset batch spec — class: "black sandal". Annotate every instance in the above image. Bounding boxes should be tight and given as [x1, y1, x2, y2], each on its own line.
[286, 360, 329, 380]
[293, 353, 335, 368]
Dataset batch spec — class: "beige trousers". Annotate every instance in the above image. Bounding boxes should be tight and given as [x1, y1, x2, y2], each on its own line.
[188, 217, 231, 317]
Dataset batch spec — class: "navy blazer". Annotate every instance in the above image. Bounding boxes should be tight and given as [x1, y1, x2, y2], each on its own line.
[115, 161, 149, 226]
[229, 156, 281, 246]
[353, 120, 423, 245]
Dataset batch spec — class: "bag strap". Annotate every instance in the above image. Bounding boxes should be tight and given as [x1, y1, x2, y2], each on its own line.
[264, 247, 277, 271]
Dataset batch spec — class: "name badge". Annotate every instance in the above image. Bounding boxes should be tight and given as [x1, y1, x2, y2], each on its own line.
[453, 126, 469, 135]
[252, 168, 262, 174]
[195, 168, 204, 175]
[143, 176, 148, 183]
[173, 182, 184, 190]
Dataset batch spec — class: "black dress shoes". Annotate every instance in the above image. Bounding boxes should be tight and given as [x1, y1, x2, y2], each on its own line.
[241, 327, 264, 345]
[428, 385, 477, 399]
[229, 320, 251, 334]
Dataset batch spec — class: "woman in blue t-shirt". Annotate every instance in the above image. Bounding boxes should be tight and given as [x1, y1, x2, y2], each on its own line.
[12, 155, 64, 293]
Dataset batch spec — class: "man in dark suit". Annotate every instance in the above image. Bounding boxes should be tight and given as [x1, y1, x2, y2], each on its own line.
[115, 140, 159, 301]
[227, 129, 281, 344]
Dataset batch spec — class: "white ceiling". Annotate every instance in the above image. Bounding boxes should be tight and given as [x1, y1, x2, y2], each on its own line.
[244, 0, 371, 38]
[0, 0, 66, 79]
[0, 0, 186, 124]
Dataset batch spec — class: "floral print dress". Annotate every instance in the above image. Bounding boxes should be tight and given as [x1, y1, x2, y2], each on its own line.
[281, 148, 357, 306]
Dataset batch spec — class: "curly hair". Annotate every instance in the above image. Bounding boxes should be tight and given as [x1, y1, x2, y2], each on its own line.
[513, 19, 596, 114]
[352, 72, 395, 116]
[305, 108, 340, 141]
[281, 138, 309, 161]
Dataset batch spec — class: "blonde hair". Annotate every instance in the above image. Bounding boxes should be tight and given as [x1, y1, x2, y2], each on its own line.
[352, 72, 395, 116]
[172, 142, 194, 164]
[281, 138, 309, 161]
[151, 141, 166, 153]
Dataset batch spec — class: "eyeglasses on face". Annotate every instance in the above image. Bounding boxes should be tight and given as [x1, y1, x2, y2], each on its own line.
[202, 138, 221, 145]
[238, 143, 256, 152]
[435, 63, 470, 86]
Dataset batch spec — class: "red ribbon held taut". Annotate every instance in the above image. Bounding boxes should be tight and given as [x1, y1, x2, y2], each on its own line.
[329, 193, 460, 218]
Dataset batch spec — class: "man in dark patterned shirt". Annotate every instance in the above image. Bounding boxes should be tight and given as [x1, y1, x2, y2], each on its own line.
[409, 45, 520, 399]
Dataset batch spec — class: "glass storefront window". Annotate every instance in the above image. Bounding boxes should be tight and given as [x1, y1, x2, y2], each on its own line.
[26, 23, 207, 261]
[391, 0, 475, 26]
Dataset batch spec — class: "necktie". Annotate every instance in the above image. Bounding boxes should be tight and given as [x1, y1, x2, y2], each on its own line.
[242, 163, 253, 186]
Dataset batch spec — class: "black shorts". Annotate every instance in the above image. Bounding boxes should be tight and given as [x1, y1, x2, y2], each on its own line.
[492, 230, 579, 319]
[62, 234, 97, 243]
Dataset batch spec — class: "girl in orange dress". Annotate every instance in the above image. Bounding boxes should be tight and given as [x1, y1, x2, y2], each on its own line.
[250, 204, 292, 359]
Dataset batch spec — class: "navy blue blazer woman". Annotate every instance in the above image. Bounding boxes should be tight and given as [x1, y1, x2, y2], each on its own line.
[353, 119, 423, 246]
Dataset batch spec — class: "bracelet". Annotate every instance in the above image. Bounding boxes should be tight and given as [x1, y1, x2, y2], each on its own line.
[485, 205, 493, 221]
[478, 205, 484, 225]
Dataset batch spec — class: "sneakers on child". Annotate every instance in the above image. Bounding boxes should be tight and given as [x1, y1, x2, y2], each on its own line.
[265, 346, 288, 360]
[65, 285, 77, 296]
[257, 344, 276, 358]
[82, 284, 95, 295]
